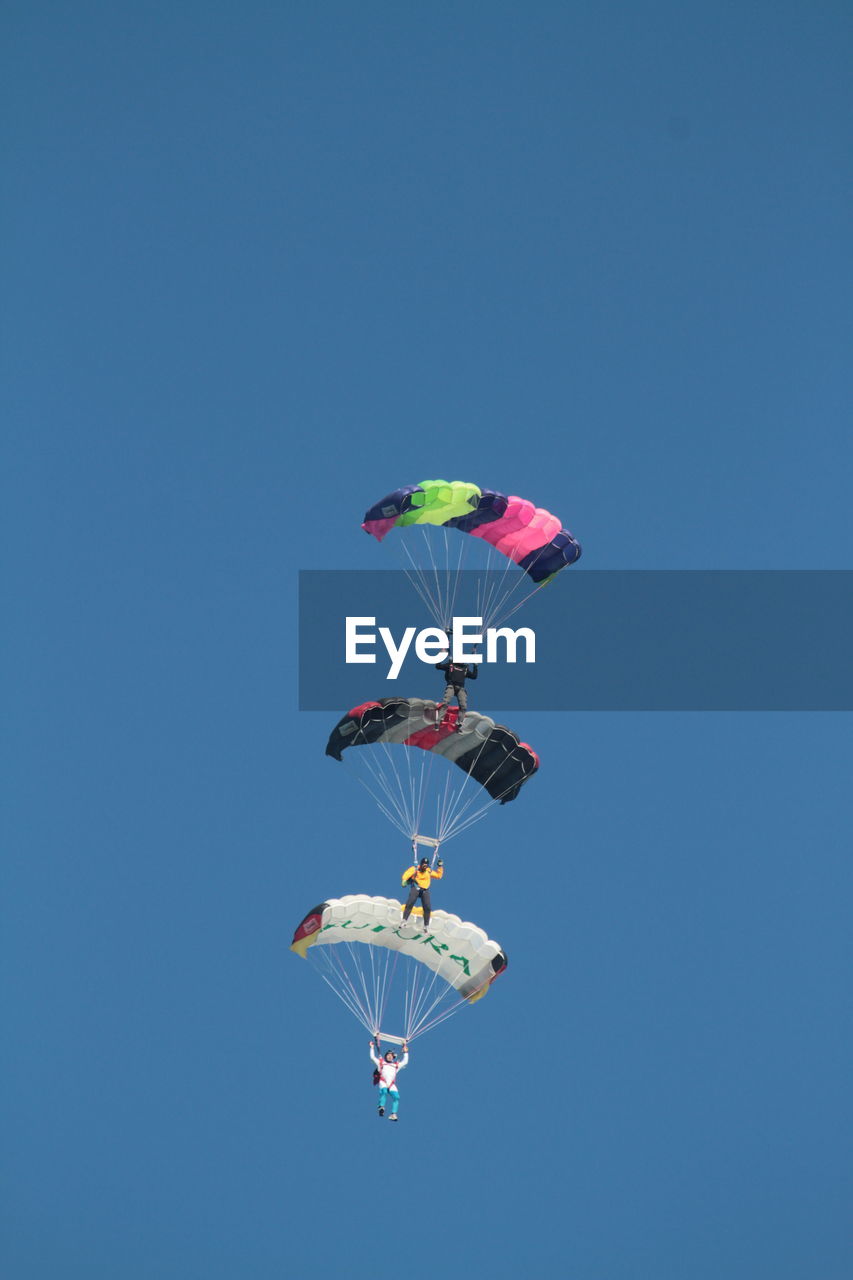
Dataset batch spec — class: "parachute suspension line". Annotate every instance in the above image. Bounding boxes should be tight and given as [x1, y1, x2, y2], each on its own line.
[481, 534, 567, 630]
[339, 701, 533, 850]
[475, 543, 505, 631]
[346, 721, 524, 848]
[311, 959, 363, 1028]
[404, 747, 422, 841]
[439, 795, 495, 845]
[350, 761, 412, 840]
[364, 935, 386, 1032]
[315, 938, 416, 1043]
[411, 720, 446, 843]
[409, 732, 430, 835]
[401, 925, 479, 1040]
[371, 940, 400, 1038]
[394, 521, 554, 633]
[382, 947, 405, 1036]
[402, 747, 427, 840]
[346, 715, 418, 838]
[442, 527, 452, 634]
[402, 946, 437, 1042]
[374, 735, 415, 833]
[483, 535, 561, 628]
[403, 964, 426, 1041]
[459, 540, 502, 634]
[396, 522, 539, 635]
[408, 985, 459, 1041]
[402, 956, 421, 1042]
[392, 737, 436, 844]
[396, 930, 419, 1042]
[431, 725, 499, 841]
[410, 989, 474, 1040]
[474, 565, 494, 636]
[440, 744, 533, 842]
[495, 521, 580, 625]
[434, 759, 459, 846]
[375, 705, 424, 834]
[391, 720, 445, 848]
[344, 937, 384, 1032]
[412, 746, 437, 843]
[481, 541, 528, 631]
[432, 747, 479, 834]
[404, 954, 455, 1040]
[423, 525, 449, 631]
[445, 748, 539, 841]
[489, 582, 544, 627]
[312, 946, 374, 1033]
[346, 725, 448, 848]
[369, 946, 399, 1041]
[449, 535, 547, 633]
[354, 702, 430, 838]
[398, 538, 445, 629]
[445, 533, 469, 629]
[441, 801, 503, 844]
[439, 773, 497, 843]
[440, 770, 513, 842]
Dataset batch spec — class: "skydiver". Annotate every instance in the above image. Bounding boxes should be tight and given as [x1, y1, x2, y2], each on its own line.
[400, 856, 444, 932]
[370, 1038, 409, 1120]
[435, 641, 478, 730]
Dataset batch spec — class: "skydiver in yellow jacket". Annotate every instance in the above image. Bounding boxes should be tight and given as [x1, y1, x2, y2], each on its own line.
[400, 857, 444, 932]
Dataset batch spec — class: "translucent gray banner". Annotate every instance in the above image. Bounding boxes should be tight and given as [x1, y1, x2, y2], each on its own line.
[298, 570, 853, 711]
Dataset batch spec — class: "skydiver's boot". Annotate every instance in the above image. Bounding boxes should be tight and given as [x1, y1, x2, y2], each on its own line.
[389, 1113, 398, 1121]
[378, 1106, 385, 1117]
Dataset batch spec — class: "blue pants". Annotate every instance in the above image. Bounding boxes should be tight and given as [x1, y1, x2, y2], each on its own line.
[378, 1086, 399, 1115]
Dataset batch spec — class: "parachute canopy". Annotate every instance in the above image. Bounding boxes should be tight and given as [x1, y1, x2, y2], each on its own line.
[362, 479, 581, 585]
[327, 698, 539, 845]
[327, 698, 538, 804]
[291, 894, 508, 1041]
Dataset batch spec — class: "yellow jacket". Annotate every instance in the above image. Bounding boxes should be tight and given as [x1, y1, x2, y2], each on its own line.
[402, 864, 444, 890]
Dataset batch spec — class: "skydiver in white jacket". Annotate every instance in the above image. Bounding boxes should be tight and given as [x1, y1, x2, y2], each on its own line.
[370, 1039, 409, 1121]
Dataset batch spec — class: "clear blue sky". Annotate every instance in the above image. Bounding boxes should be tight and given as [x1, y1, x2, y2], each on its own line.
[3, 3, 852, 1277]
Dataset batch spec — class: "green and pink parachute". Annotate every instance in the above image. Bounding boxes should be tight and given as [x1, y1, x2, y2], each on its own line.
[362, 479, 581, 585]
[362, 479, 581, 630]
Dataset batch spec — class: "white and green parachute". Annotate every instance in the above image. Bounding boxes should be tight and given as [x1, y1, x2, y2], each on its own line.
[291, 894, 507, 1043]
